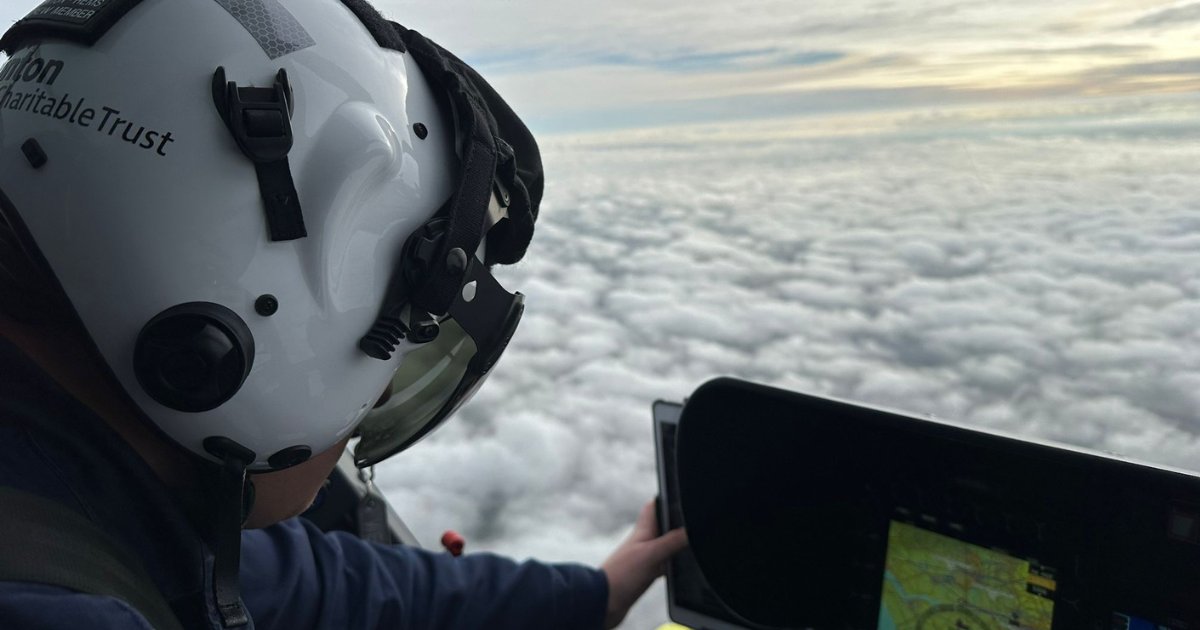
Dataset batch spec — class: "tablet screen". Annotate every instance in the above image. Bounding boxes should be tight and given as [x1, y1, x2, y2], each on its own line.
[878, 520, 1056, 629]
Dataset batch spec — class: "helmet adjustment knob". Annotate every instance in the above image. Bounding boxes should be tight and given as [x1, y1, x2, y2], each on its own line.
[134, 302, 255, 413]
[445, 247, 469, 277]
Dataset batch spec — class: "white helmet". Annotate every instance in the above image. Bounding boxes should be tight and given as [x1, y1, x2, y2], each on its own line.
[0, 0, 541, 472]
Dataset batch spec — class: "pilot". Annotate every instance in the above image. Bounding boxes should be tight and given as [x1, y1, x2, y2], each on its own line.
[0, 0, 685, 628]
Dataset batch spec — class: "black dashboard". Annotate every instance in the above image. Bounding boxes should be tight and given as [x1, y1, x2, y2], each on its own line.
[675, 378, 1200, 629]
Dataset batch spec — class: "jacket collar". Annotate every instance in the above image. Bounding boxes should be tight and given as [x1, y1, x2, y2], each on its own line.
[0, 336, 225, 630]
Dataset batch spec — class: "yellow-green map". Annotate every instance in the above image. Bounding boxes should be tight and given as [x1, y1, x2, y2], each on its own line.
[877, 521, 1055, 630]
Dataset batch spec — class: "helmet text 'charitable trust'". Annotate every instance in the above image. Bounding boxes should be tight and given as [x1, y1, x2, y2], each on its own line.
[1, 53, 175, 156]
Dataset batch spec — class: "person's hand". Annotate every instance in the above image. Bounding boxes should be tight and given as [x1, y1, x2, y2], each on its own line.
[600, 499, 689, 629]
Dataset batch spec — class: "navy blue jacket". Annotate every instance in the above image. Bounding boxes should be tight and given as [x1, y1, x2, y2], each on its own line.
[0, 338, 608, 629]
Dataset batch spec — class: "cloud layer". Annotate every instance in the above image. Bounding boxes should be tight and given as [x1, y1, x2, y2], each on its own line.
[379, 102, 1200, 627]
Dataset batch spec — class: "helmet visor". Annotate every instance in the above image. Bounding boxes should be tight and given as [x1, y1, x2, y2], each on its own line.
[353, 260, 523, 467]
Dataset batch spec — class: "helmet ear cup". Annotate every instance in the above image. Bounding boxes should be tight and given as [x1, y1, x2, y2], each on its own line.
[134, 303, 254, 413]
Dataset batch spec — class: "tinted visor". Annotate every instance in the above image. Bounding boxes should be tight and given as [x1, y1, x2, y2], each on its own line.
[353, 258, 523, 467]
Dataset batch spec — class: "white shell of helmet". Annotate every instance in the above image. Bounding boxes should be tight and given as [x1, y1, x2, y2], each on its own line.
[0, 0, 461, 469]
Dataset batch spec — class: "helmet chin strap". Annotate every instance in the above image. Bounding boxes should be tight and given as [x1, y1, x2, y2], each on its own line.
[203, 438, 256, 628]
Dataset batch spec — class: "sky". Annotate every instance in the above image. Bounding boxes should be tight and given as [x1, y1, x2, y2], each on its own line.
[3, 2, 1200, 628]
[4, 0, 1200, 133]
[386, 0, 1200, 133]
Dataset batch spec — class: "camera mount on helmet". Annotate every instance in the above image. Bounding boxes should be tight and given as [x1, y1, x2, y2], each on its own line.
[211, 66, 307, 242]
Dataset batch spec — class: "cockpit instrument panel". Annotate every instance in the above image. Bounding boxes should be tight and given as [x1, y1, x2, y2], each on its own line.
[676, 378, 1200, 629]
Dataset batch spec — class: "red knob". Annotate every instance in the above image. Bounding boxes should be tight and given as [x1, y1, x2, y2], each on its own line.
[441, 530, 465, 557]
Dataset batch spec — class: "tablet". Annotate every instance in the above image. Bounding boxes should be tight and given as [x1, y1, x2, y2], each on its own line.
[654, 400, 755, 630]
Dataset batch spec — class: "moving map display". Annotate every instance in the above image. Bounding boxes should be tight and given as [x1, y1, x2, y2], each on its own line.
[878, 521, 1056, 629]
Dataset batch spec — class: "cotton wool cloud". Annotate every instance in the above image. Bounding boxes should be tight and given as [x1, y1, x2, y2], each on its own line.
[377, 102, 1200, 628]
